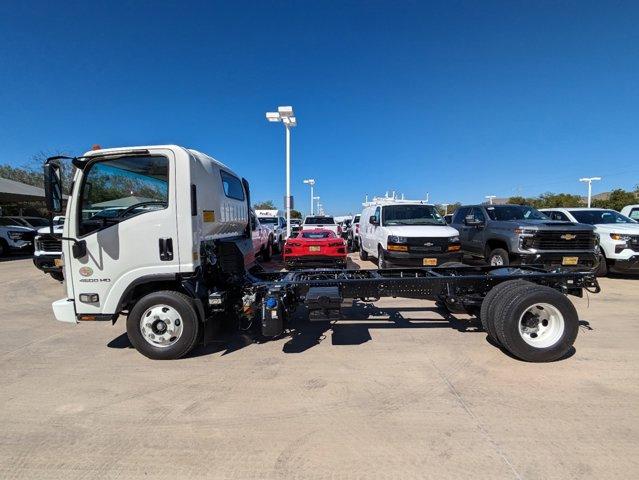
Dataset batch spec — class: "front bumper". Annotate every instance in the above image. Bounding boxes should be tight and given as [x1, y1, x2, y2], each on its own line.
[515, 252, 598, 271]
[8, 240, 34, 253]
[384, 250, 463, 267]
[33, 254, 62, 273]
[610, 255, 639, 273]
[52, 298, 77, 323]
[284, 255, 347, 269]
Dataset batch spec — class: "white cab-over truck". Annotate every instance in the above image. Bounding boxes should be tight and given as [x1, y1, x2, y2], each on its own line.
[43, 144, 601, 362]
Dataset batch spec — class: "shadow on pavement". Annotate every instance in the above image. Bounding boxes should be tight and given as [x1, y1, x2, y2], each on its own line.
[0, 254, 33, 263]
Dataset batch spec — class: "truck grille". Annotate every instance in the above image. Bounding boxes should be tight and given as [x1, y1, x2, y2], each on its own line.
[35, 235, 62, 252]
[406, 237, 448, 253]
[629, 235, 639, 252]
[528, 231, 595, 251]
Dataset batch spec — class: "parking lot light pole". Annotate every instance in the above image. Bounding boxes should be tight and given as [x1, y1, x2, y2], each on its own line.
[303, 179, 316, 215]
[441, 203, 449, 215]
[266, 106, 297, 238]
[485, 195, 496, 205]
[579, 177, 602, 208]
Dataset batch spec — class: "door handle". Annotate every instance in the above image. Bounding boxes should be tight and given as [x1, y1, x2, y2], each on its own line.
[159, 238, 174, 261]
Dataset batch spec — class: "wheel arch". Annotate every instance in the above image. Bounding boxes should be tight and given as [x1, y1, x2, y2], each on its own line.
[485, 238, 509, 255]
[116, 274, 205, 323]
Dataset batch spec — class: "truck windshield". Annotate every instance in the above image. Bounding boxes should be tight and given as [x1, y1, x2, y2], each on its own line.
[304, 216, 335, 225]
[485, 205, 549, 221]
[571, 210, 637, 225]
[382, 205, 445, 226]
[79, 155, 169, 236]
[258, 217, 278, 225]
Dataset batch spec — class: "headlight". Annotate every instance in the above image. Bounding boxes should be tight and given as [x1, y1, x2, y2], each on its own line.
[610, 233, 631, 241]
[388, 235, 407, 244]
[514, 228, 535, 236]
[449, 236, 460, 243]
[8, 231, 25, 240]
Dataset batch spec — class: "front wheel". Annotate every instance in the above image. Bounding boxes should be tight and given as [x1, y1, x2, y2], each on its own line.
[49, 271, 64, 282]
[359, 244, 368, 261]
[378, 247, 390, 269]
[127, 290, 201, 360]
[595, 249, 608, 277]
[261, 240, 273, 262]
[487, 248, 509, 266]
[0, 240, 7, 257]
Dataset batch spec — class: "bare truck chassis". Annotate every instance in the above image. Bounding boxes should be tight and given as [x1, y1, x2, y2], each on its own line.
[242, 265, 600, 363]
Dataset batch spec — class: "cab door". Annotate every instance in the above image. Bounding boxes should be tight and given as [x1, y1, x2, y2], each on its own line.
[67, 150, 179, 315]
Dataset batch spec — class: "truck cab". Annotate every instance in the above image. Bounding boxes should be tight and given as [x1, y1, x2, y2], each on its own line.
[44, 145, 255, 359]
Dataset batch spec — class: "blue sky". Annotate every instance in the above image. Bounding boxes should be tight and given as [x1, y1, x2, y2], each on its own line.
[1, 0, 638, 215]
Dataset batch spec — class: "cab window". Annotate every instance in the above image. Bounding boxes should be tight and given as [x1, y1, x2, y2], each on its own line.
[452, 207, 470, 224]
[220, 171, 245, 201]
[374, 207, 381, 225]
[78, 156, 169, 236]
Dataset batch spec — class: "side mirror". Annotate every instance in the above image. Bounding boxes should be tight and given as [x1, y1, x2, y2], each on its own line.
[44, 162, 63, 214]
[369, 215, 378, 225]
[464, 214, 484, 227]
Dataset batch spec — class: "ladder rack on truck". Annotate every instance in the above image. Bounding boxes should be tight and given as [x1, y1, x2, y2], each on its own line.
[246, 265, 600, 363]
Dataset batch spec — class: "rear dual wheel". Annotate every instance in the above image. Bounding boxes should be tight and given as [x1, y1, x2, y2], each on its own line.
[480, 281, 579, 362]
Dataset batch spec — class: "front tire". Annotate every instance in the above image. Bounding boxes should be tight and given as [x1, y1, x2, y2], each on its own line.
[359, 244, 369, 261]
[261, 239, 273, 262]
[595, 249, 608, 277]
[378, 247, 390, 269]
[127, 290, 201, 360]
[0, 240, 8, 257]
[487, 248, 509, 266]
[49, 271, 64, 282]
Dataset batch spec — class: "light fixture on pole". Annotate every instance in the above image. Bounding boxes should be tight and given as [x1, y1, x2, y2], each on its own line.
[485, 195, 496, 205]
[303, 178, 315, 215]
[266, 106, 297, 238]
[579, 177, 602, 208]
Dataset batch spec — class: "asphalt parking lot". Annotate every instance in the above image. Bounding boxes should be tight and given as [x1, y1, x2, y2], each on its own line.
[1, 254, 638, 479]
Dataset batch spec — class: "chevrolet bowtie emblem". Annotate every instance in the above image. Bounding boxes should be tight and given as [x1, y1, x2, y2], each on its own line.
[560, 234, 577, 240]
[424, 242, 434, 247]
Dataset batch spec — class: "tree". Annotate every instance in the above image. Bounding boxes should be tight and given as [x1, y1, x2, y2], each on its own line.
[507, 196, 535, 206]
[535, 192, 584, 209]
[290, 209, 302, 219]
[435, 202, 461, 216]
[592, 189, 638, 211]
[253, 200, 276, 210]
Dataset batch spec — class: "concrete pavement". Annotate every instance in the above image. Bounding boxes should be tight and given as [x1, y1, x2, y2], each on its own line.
[0, 255, 638, 479]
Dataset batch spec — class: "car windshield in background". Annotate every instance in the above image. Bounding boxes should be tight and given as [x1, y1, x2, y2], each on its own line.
[304, 216, 335, 225]
[258, 217, 278, 225]
[485, 205, 549, 221]
[301, 231, 335, 239]
[24, 218, 49, 227]
[0, 218, 23, 226]
[382, 205, 445, 226]
[571, 210, 637, 225]
[353, 215, 360, 223]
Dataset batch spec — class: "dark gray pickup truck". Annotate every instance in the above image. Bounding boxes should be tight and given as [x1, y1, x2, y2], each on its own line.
[450, 204, 598, 270]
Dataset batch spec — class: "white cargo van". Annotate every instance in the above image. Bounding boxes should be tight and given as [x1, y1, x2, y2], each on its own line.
[358, 197, 461, 268]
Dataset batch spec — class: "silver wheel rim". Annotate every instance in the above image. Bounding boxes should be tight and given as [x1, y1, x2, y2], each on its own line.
[518, 303, 565, 348]
[490, 255, 504, 266]
[139, 304, 183, 348]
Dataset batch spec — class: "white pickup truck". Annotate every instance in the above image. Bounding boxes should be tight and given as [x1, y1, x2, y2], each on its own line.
[255, 209, 285, 252]
[541, 208, 639, 275]
[301, 215, 340, 236]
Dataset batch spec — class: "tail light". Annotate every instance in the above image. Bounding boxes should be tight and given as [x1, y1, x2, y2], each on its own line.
[286, 242, 302, 247]
[329, 242, 343, 247]
[284, 248, 293, 254]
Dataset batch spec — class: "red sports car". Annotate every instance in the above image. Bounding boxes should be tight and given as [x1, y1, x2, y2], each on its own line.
[284, 229, 347, 270]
